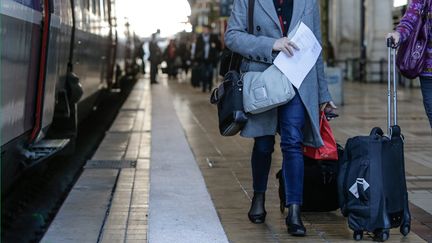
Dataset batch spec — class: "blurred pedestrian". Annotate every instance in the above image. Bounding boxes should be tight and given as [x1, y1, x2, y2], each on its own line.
[225, 0, 336, 236]
[190, 34, 200, 88]
[195, 25, 221, 92]
[177, 41, 191, 76]
[388, 0, 432, 129]
[135, 40, 146, 74]
[149, 33, 162, 84]
[163, 39, 178, 78]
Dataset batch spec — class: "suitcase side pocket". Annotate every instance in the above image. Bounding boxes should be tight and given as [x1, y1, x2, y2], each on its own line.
[338, 138, 352, 216]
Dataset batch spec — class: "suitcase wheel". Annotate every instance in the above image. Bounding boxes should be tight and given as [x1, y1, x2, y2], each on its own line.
[400, 224, 410, 236]
[373, 229, 389, 242]
[353, 231, 363, 241]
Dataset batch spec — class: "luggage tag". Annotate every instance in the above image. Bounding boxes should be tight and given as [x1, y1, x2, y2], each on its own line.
[349, 178, 370, 199]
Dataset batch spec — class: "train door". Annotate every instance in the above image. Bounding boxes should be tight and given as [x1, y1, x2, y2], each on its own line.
[1, 0, 43, 146]
[106, 0, 118, 89]
[1, 0, 45, 191]
[1, 0, 71, 193]
[27, 0, 58, 142]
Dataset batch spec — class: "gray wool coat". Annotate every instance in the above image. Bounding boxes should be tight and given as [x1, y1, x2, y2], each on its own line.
[224, 0, 332, 147]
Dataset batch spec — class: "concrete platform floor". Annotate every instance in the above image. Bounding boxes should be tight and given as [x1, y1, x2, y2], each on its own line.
[43, 74, 432, 243]
[164, 76, 432, 243]
[42, 80, 153, 243]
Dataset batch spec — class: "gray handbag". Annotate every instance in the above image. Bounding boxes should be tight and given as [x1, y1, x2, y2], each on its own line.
[242, 65, 295, 114]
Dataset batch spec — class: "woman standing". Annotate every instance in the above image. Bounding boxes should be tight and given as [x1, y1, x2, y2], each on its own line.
[225, 0, 336, 236]
[388, 0, 432, 129]
[164, 39, 178, 78]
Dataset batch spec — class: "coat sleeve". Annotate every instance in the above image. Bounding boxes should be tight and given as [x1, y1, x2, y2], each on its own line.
[224, 0, 276, 64]
[312, 1, 332, 104]
[396, 0, 424, 43]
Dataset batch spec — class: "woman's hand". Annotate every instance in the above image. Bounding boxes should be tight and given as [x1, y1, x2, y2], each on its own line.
[320, 101, 338, 120]
[272, 37, 300, 57]
[386, 32, 401, 45]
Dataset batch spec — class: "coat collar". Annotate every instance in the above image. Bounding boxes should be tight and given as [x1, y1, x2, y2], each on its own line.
[256, 0, 282, 36]
[256, 0, 305, 37]
[288, 0, 305, 35]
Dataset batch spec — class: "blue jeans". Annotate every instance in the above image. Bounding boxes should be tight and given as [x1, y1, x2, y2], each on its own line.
[420, 77, 432, 128]
[201, 63, 213, 92]
[251, 92, 306, 205]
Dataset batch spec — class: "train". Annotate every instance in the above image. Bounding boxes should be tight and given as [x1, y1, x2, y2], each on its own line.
[1, 0, 140, 193]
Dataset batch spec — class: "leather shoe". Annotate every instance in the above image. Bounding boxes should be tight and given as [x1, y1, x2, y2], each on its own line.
[286, 204, 306, 236]
[248, 192, 266, 224]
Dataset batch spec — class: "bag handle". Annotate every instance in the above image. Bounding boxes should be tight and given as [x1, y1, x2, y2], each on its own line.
[369, 127, 384, 137]
[227, 0, 255, 71]
[248, 0, 255, 35]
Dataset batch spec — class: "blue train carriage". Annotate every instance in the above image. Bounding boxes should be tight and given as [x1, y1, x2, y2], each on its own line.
[0, 0, 137, 193]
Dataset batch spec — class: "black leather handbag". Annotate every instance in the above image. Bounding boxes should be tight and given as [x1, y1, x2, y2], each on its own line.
[210, 71, 248, 136]
[210, 0, 254, 136]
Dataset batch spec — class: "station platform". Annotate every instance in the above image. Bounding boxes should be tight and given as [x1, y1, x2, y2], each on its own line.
[42, 75, 432, 243]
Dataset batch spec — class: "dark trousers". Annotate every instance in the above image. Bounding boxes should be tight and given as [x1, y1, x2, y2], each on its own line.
[201, 63, 213, 92]
[150, 62, 158, 83]
[251, 92, 306, 205]
[140, 57, 146, 74]
[167, 60, 177, 78]
[420, 77, 432, 128]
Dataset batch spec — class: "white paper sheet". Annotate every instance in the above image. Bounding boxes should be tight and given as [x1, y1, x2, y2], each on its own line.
[274, 22, 322, 89]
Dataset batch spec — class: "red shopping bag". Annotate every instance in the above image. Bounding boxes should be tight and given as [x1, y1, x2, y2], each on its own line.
[303, 112, 338, 160]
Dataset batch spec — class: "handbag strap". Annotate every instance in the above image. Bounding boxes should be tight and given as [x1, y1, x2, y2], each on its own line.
[248, 0, 255, 35]
[227, 0, 255, 71]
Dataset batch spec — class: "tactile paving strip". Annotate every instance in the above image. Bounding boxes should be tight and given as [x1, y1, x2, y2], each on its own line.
[84, 160, 137, 169]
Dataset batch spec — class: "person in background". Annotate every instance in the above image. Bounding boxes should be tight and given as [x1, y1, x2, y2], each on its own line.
[164, 39, 178, 79]
[190, 34, 200, 88]
[136, 40, 146, 74]
[176, 40, 190, 77]
[224, 0, 336, 236]
[388, 0, 432, 129]
[195, 25, 221, 92]
[149, 33, 162, 84]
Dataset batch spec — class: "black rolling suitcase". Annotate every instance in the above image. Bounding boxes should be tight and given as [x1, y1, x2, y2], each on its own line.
[302, 144, 344, 212]
[276, 145, 343, 213]
[338, 39, 411, 242]
[191, 64, 201, 87]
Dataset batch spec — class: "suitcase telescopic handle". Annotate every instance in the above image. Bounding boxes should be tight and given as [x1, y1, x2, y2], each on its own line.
[387, 37, 398, 135]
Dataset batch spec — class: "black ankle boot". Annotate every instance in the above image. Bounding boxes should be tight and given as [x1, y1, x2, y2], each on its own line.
[248, 192, 266, 224]
[286, 204, 306, 236]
